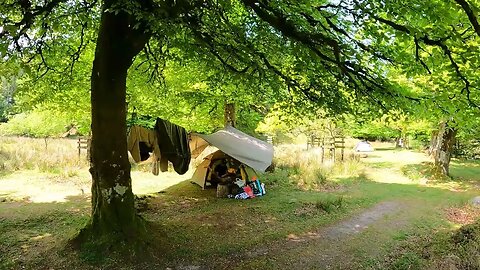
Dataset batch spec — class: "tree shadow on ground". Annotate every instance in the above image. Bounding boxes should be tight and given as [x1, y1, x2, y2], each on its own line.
[0, 195, 90, 269]
[2, 168, 479, 270]
[131, 173, 480, 269]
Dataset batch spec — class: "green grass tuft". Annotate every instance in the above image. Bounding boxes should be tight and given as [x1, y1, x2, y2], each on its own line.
[315, 196, 344, 213]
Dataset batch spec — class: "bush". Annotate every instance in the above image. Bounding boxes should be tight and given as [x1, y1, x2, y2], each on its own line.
[0, 110, 87, 137]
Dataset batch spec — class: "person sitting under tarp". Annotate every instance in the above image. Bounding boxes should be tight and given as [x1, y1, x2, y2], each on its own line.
[208, 160, 243, 197]
[209, 160, 233, 184]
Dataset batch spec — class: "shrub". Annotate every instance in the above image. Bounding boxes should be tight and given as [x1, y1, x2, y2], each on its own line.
[315, 196, 344, 213]
[0, 110, 89, 137]
[0, 111, 65, 137]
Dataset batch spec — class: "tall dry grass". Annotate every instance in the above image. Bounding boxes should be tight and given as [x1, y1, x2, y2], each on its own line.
[0, 136, 88, 175]
[272, 144, 365, 190]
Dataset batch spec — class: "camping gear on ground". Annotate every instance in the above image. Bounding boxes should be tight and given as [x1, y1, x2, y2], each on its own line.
[190, 148, 260, 189]
[235, 192, 249, 200]
[250, 176, 264, 196]
[216, 184, 229, 198]
[231, 182, 266, 200]
[217, 174, 266, 199]
[216, 181, 243, 198]
[215, 170, 243, 198]
[243, 185, 255, 198]
[234, 178, 245, 188]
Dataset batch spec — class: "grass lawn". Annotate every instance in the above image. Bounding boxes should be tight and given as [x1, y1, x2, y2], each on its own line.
[1, 138, 480, 269]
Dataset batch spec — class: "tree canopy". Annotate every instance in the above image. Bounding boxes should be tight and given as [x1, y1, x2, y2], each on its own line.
[1, 0, 480, 248]
[3, 0, 479, 123]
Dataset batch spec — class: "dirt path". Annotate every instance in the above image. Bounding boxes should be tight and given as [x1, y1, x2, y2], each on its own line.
[199, 151, 428, 269]
[172, 200, 407, 270]
[217, 200, 407, 269]
[171, 200, 410, 270]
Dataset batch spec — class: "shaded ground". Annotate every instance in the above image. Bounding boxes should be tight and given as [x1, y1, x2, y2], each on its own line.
[1, 147, 479, 269]
[223, 201, 407, 270]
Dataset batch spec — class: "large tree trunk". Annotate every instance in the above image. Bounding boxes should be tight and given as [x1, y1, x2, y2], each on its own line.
[77, 0, 151, 243]
[430, 121, 457, 176]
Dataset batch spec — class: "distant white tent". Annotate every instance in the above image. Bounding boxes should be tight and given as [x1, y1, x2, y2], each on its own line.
[354, 141, 374, 152]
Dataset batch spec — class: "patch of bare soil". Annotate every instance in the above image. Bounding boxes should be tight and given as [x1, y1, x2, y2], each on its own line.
[445, 205, 480, 225]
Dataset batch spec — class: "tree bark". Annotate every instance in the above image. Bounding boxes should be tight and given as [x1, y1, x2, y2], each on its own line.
[224, 102, 236, 127]
[430, 121, 457, 176]
[78, 0, 151, 242]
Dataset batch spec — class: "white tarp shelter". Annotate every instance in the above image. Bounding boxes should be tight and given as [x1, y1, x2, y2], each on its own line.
[190, 126, 274, 172]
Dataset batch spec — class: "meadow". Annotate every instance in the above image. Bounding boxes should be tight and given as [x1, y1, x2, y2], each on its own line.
[1, 136, 479, 269]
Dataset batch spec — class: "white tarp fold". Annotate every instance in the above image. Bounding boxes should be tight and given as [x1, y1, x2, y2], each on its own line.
[191, 126, 273, 172]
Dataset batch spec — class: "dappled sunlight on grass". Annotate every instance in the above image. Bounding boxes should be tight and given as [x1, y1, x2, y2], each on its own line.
[131, 169, 193, 195]
[362, 149, 429, 166]
[0, 169, 194, 203]
[366, 168, 416, 185]
[395, 158, 480, 192]
[450, 159, 480, 184]
[358, 149, 480, 196]
[0, 196, 90, 269]
[30, 233, 53, 241]
[0, 171, 91, 203]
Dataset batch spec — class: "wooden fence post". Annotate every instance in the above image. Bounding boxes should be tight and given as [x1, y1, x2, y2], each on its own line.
[77, 137, 89, 159]
[320, 137, 325, 163]
[267, 135, 273, 145]
[335, 136, 345, 161]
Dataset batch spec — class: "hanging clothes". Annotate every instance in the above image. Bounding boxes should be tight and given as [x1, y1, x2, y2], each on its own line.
[127, 125, 161, 163]
[155, 118, 191, 175]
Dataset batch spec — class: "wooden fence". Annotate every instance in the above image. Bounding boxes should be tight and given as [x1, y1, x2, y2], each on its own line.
[77, 137, 90, 159]
[307, 135, 345, 162]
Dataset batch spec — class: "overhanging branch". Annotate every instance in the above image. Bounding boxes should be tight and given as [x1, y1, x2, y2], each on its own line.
[454, 0, 480, 39]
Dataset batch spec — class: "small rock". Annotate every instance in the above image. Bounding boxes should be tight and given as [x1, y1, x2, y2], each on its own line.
[471, 196, 480, 207]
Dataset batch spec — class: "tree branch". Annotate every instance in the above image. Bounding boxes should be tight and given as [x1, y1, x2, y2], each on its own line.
[454, 0, 480, 39]
[371, 14, 478, 108]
